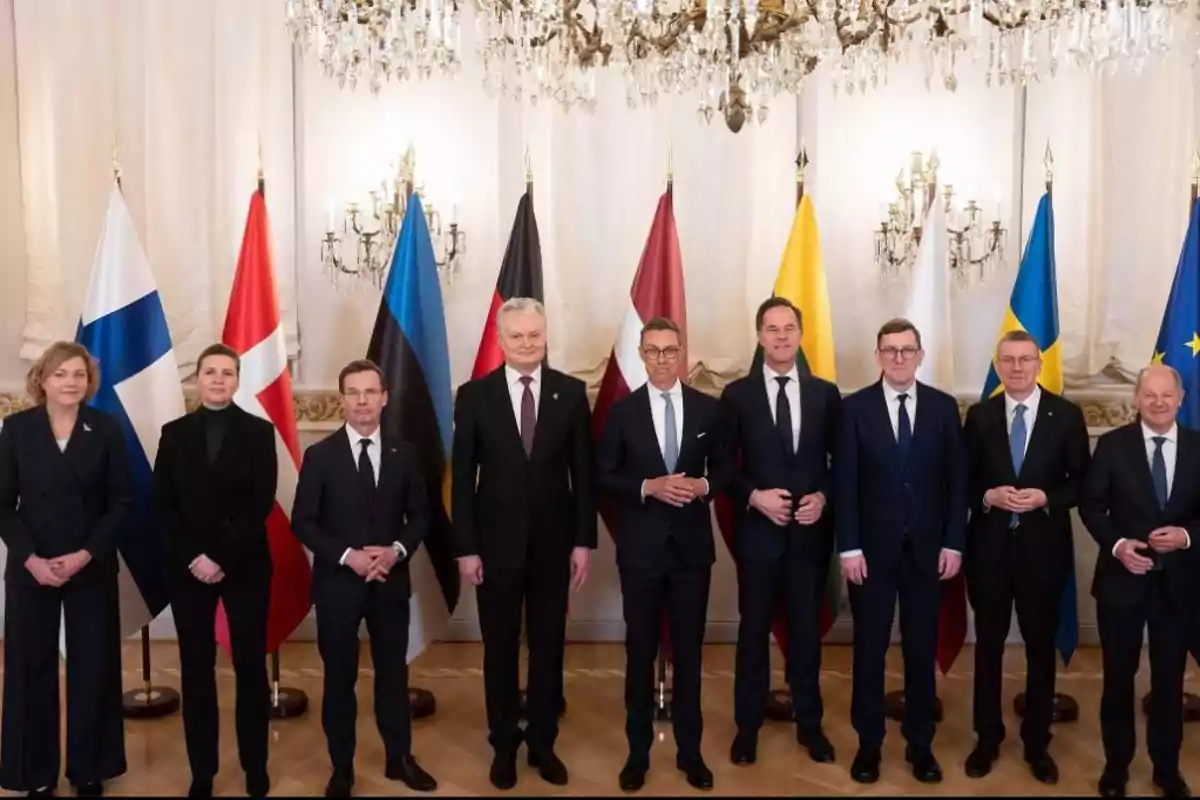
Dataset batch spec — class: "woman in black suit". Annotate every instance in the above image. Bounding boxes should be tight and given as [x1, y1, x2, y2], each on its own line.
[0, 341, 132, 798]
[153, 343, 276, 799]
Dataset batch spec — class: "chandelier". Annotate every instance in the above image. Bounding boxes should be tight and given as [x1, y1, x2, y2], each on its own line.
[287, 0, 1190, 134]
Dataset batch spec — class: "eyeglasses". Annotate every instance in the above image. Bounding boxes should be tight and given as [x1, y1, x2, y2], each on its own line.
[643, 346, 681, 362]
[344, 388, 382, 400]
[879, 346, 921, 361]
[997, 355, 1040, 367]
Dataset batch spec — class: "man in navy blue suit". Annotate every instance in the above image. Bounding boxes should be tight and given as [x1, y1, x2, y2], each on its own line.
[835, 317, 967, 785]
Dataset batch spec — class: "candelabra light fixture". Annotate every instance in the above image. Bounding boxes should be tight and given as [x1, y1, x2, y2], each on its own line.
[321, 146, 466, 290]
[874, 150, 1005, 286]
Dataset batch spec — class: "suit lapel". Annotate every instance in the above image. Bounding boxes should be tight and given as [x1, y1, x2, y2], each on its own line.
[751, 368, 789, 463]
[339, 425, 378, 507]
[488, 368, 526, 458]
[675, 386, 700, 471]
[633, 385, 669, 474]
[530, 369, 558, 460]
[987, 396, 1018, 483]
[1126, 425, 1163, 514]
[870, 382, 901, 463]
[1018, 393, 1055, 480]
[1167, 428, 1197, 514]
[796, 376, 819, 460]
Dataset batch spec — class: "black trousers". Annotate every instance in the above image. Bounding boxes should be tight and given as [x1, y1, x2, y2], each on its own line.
[0, 575, 125, 791]
[734, 547, 830, 736]
[620, 539, 711, 762]
[970, 538, 1062, 753]
[848, 545, 941, 750]
[316, 584, 413, 772]
[1097, 575, 1186, 774]
[476, 545, 570, 756]
[171, 570, 270, 781]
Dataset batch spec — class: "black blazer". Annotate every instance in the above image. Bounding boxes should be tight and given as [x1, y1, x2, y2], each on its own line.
[152, 405, 277, 580]
[1080, 422, 1200, 609]
[598, 383, 730, 570]
[291, 426, 428, 602]
[835, 381, 967, 575]
[451, 366, 597, 568]
[718, 370, 841, 563]
[964, 391, 1091, 586]
[0, 405, 133, 585]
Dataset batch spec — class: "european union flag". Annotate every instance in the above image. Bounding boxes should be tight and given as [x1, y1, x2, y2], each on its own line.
[1152, 197, 1200, 426]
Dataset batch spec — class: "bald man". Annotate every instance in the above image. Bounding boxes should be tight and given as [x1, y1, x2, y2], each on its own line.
[1080, 365, 1200, 798]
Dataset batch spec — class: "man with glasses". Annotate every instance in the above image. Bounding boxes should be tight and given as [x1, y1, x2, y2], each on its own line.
[836, 318, 967, 785]
[718, 297, 842, 768]
[962, 330, 1089, 784]
[598, 316, 730, 792]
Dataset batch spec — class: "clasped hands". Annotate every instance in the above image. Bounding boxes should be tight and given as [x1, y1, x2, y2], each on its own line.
[24, 549, 92, 587]
[344, 546, 401, 582]
[1115, 527, 1189, 575]
[644, 474, 708, 507]
[984, 486, 1048, 514]
[750, 488, 825, 527]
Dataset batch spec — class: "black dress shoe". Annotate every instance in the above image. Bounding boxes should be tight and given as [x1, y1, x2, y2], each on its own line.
[906, 746, 943, 783]
[386, 755, 437, 792]
[490, 750, 518, 791]
[797, 728, 836, 764]
[619, 759, 647, 792]
[71, 783, 103, 798]
[850, 747, 881, 784]
[1099, 768, 1127, 798]
[965, 744, 999, 779]
[730, 732, 757, 766]
[1153, 770, 1192, 798]
[676, 756, 713, 790]
[188, 777, 214, 798]
[27, 790, 55, 798]
[1026, 751, 1059, 785]
[527, 749, 569, 786]
[324, 769, 354, 798]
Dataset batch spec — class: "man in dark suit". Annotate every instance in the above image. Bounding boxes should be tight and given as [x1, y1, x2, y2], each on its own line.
[292, 359, 437, 798]
[598, 316, 729, 792]
[153, 343, 277, 798]
[836, 317, 967, 785]
[451, 297, 597, 790]
[718, 296, 842, 767]
[1080, 364, 1200, 799]
[962, 330, 1090, 784]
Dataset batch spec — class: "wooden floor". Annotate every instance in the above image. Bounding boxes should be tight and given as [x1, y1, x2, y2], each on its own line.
[3, 641, 1198, 796]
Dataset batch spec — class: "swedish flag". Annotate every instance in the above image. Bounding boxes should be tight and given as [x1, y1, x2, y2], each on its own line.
[1151, 198, 1200, 427]
[982, 192, 1078, 665]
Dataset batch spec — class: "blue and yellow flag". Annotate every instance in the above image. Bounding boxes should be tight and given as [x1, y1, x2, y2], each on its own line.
[981, 192, 1077, 665]
[1151, 198, 1200, 426]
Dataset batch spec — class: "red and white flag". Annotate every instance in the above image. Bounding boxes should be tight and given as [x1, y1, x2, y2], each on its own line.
[218, 187, 313, 653]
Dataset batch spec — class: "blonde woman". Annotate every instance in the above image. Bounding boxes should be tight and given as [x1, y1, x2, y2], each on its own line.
[0, 342, 132, 798]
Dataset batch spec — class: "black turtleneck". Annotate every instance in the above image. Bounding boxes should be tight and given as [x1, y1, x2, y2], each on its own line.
[198, 404, 233, 464]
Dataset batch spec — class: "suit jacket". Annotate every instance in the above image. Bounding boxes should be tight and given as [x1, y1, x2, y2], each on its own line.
[451, 366, 597, 568]
[1079, 422, 1200, 609]
[0, 405, 133, 585]
[835, 380, 967, 574]
[598, 383, 730, 570]
[963, 391, 1091, 587]
[152, 405, 277, 581]
[291, 426, 428, 603]
[718, 370, 842, 563]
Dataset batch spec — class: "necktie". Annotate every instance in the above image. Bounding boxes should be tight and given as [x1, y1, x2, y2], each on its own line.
[1009, 404, 1027, 527]
[662, 391, 679, 472]
[358, 438, 376, 499]
[519, 376, 536, 456]
[897, 393, 912, 460]
[775, 376, 794, 457]
[1152, 435, 1169, 510]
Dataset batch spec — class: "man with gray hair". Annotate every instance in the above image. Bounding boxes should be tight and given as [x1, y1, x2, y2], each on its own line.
[451, 297, 597, 791]
[1080, 363, 1200, 798]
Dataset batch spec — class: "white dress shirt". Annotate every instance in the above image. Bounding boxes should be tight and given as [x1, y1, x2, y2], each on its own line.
[506, 364, 542, 434]
[640, 381, 709, 500]
[763, 364, 801, 452]
[1112, 422, 1190, 556]
[339, 424, 407, 566]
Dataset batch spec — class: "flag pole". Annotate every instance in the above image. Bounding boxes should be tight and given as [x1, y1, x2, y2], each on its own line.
[111, 143, 181, 720]
[654, 146, 676, 723]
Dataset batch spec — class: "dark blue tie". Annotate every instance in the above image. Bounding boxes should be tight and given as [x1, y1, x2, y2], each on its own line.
[358, 439, 376, 501]
[1009, 404, 1027, 527]
[775, 376, 794, 457]
[1151, 435, 1169, 510]
[897, 393, 912, 461]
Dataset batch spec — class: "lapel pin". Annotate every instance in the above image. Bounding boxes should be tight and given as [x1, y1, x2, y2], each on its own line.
[553, 392, 559, 401]
[82, 423, 92, 432]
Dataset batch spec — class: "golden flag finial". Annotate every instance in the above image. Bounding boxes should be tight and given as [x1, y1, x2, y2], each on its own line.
[667, 143, 673, 185]
[524, 146, 533, 185]
[1044, 141, 1054, 185]
[111, 134, 122, 183]
[796, 140, 809, 181]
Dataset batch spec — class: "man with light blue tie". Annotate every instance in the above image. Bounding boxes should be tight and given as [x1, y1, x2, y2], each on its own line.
[1080, 364, 1200, 798]
[962, 330, 1090, 784]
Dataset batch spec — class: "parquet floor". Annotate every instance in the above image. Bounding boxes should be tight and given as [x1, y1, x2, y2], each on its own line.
[2, 641, 1198, 796]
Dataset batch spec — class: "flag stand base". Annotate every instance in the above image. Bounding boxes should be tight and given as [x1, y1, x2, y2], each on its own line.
[122, 685, 180, 719]
[1141, 692, 1200, 722]
[518, 689, 567, 719]
[654, 686, 673, 722]
[764, 689, 794, 722]
[885, 690, 944, 723]
[269, 687, 308, 719]
[1013, 692, 1080, 723]
[411, 687, 437, 720]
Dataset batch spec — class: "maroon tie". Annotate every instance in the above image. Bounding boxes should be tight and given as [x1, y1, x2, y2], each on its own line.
[520, 376, 536, 456]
